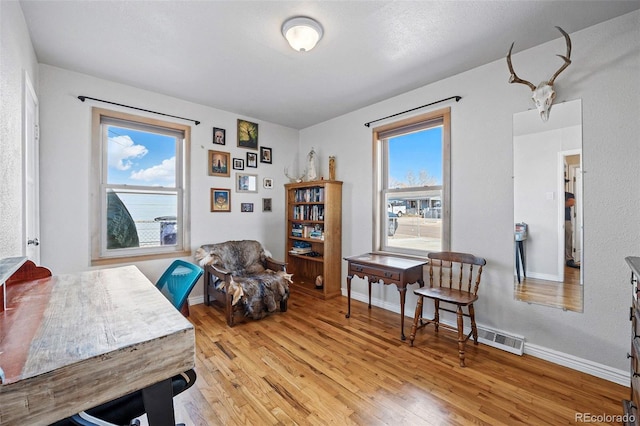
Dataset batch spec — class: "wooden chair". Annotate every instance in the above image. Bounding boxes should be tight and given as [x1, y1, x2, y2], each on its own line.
[408, 251, 486, 367]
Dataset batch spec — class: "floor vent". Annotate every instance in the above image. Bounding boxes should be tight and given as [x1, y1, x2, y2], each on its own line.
[476, 326, 524, 356]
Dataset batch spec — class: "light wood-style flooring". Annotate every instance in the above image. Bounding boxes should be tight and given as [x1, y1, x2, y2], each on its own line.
[514, 265, 582, 312]
[152, 289, 624, 425]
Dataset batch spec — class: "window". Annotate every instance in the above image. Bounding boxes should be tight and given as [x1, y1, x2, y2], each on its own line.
[373, 108, 450, 256]
[91, 108, 191, 264]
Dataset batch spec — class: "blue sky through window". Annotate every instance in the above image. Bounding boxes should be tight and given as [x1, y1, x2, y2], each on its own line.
[388, 126, 442, 187]
[107, 126, 177, 187]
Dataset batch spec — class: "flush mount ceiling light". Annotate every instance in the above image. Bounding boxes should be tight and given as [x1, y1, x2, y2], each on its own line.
[282, 16, 323, 52]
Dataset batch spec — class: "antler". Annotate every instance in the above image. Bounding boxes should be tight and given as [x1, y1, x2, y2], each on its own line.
[506, 42, 535, 90]
[548, 26, 572, 86]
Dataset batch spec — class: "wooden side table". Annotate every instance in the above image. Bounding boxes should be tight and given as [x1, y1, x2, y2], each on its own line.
[344, 253, 426, 340]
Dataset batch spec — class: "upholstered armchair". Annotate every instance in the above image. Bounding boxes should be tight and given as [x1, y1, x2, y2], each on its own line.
[195, 240, 290, 326]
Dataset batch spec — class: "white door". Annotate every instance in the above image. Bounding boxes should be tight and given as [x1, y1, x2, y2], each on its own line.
[23, 72, 40, 263]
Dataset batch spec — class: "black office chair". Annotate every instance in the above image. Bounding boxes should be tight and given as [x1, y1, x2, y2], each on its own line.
[51, 260, 203, 426]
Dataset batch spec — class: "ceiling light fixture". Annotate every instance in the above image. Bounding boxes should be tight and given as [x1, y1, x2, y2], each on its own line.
[282, 16, 323, 52]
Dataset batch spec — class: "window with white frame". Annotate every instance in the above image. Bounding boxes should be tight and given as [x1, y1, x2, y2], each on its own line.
[91, 108, 191, 264]
[373, 108, 450, 256]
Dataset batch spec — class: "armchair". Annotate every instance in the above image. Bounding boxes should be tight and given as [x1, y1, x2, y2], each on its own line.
[195, 240, 290, 326]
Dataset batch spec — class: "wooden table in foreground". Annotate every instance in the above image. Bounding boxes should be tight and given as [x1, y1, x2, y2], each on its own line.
[0, 265, 195, 425]
[344, 253, 426, 340]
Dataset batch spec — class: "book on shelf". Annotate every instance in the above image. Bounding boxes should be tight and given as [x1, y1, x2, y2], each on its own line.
[294, 187, 325, 203]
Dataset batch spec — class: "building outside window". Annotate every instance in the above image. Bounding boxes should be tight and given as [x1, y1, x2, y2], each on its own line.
[373, 108, 451, 256]
[91, 108, 191, 264]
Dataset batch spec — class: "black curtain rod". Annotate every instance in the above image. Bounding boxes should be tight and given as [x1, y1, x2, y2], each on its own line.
[364, 95, 462, 127]
[77, 96, 200, 125]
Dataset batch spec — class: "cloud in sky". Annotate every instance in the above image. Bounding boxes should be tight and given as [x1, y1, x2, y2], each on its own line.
[108, 135, 148, 170]
[130, 157, 176, 185]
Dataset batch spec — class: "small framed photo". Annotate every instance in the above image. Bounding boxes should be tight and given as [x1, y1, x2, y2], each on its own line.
[260, 147, 272, 164]
[241, 203, 254, 212]
[208, 150, 230, 177]
[211, 188, 231, 212]
[237, 119, 258, 150]
[262, 198, 272, 212]
[213, 127, 226, 145]
[236, 173, 258, 193]
[233, 158, 244, 170]
[246, 152, 258, 168]
[263, 177, 274, 189]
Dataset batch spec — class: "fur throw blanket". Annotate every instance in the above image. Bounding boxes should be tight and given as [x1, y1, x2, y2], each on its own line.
[195, 240, 291, 319]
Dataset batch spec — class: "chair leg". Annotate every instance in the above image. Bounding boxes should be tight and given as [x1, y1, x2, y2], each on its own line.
[456, 306, 466, 367]
[409, 295, 424, 346]
[469, 303, 478, 345]
[226, 292, 234, 327]
[433, 300, 440, 332]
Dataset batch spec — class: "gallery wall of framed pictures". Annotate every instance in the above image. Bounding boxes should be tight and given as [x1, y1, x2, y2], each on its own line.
[208, 118, 274, 213]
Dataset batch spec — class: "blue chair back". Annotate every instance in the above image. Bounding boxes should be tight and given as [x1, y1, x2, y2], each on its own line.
[156, 260, 203, 311]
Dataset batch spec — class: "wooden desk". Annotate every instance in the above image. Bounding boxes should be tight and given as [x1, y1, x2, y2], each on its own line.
[344, 254, 426, 340]
[0, 265, 195, 425]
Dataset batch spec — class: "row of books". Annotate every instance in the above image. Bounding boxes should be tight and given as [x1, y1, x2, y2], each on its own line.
[294, 187, 324, 203]
[291, 224, 324, 239]
[289, 241, 312, 254]
[292, 205, 324, 221]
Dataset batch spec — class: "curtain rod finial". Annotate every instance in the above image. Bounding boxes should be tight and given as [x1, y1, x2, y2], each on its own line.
[78, 96, 86, 102]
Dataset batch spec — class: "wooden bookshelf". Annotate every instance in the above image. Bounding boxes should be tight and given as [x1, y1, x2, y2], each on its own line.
[285, 180, 342, 299]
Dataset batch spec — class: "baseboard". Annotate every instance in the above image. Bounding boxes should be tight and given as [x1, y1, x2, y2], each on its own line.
[524, 343, 628, 386]
[343, 289, 629, 386]
[188, 295, 205, 306]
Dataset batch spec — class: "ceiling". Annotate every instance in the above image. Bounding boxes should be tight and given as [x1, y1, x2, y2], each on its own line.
[19, 1, 640, 130]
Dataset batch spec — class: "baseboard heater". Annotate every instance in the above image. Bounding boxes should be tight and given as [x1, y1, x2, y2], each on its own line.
[476, 326, 524, 356]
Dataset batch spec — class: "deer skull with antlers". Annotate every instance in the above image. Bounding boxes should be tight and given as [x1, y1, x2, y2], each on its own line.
[507, 26, 572, 122]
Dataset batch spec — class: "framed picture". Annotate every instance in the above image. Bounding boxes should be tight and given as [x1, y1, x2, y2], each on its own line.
[233, 158, 244, 170]
[208, 150, 230, 177]
[237, 119, 258, 150]
[211, 188, 231, 212]
[263, 177, 274, 189]
[246, 152, 258, 168]
[241, 203, 254, 212]
[262, 198, 272, 212]
[236, 173, 258, 193]
[213, 127, 226, 145]
[260, 147, 272, 164]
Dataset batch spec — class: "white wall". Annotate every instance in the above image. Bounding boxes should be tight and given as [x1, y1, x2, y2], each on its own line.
[3, 1, 639, 378]
[300, 11, 640, 373]
[0, 1, 39, 258]
[37, 65, 299, 294]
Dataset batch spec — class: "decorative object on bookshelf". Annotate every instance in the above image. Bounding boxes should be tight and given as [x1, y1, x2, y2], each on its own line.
[305, 147, 318, 181]
[284, 166, 303, 183]
[315, 275, 323, 289]
[208, 150, 230, 177]
[285, 180, 342, 299]
[328, 156, 336, 180]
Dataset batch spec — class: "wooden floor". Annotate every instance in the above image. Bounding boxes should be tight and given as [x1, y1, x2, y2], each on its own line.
[514, 265, 583, 312]
[151, 289, 625, 425]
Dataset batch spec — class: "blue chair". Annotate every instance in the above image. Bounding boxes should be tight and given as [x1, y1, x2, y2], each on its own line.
[156, 259, 204, 312]
[52, 260, 203, 426]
